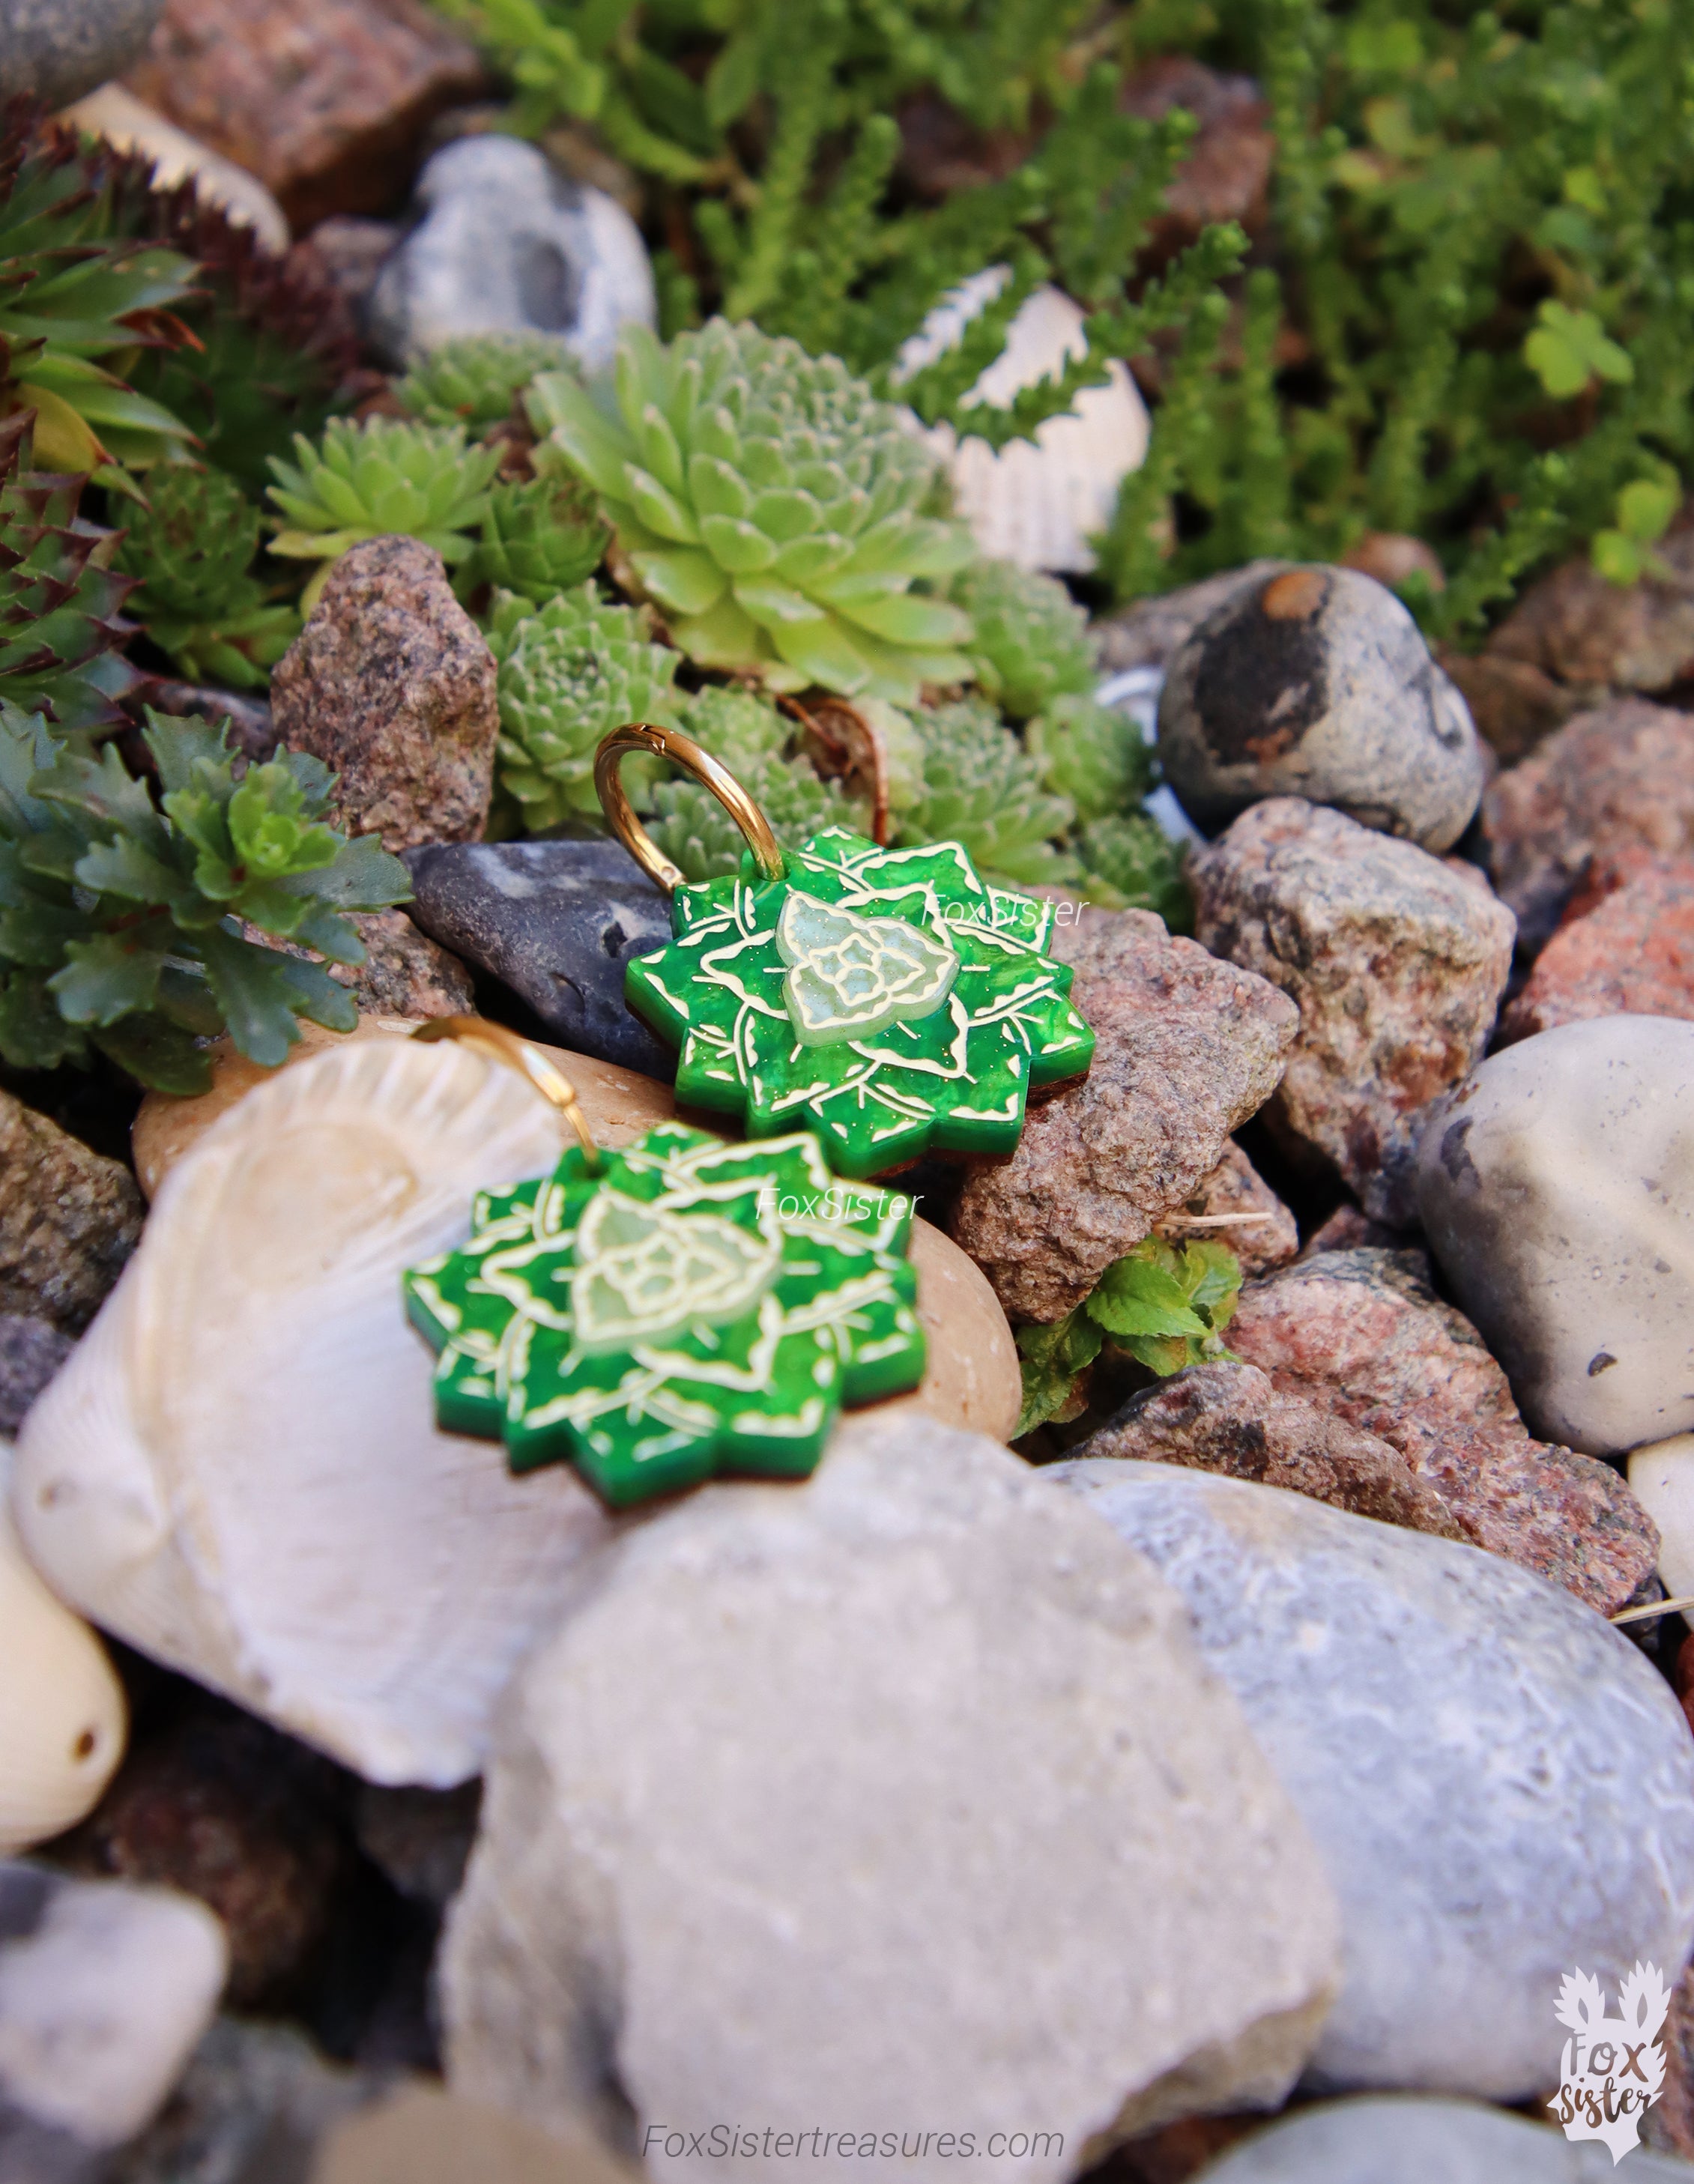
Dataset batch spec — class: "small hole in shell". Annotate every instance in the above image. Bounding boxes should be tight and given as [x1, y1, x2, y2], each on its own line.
[71, 1728, 100, 1764]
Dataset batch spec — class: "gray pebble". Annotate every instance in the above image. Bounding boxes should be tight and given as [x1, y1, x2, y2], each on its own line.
[369, 136, 656, 374]
[0, 1315, 73, 1436]
[403, 838, 676, 1079]
[0, 0, 163, 109]
[1192, 2096, 1694, 2183]
[1158, 563, 1486, 850]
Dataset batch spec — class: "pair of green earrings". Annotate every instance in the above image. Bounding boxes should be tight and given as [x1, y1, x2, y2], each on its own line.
[405, 723, 1096, 1507]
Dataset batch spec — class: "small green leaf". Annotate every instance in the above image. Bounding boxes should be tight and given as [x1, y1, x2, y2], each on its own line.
[1523, 303, 1634, 400]
[49, 931, 166, 1025]
[1014, 1309, 1103, 1438]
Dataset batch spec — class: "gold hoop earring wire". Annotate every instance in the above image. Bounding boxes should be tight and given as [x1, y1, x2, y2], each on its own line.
[594, 722, 786, 896]
[412, 1017, 603, 1171]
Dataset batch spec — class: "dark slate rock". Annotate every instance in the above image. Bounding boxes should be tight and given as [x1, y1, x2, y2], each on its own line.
[402, 838, 677, 1080]
[0, 1316, 73, 1436]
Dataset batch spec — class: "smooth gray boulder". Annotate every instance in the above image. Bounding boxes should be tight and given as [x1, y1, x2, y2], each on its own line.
[1158, 563, 1485, 850]
[443, 1415, 1341, 2183]
[0, 0, 162, 108]
[1051, 1459, 1694, 2102]
[1192, 2097, 1694, 2183]
[370, 137, 656, 374]
[1416, 1014, 1694, 1455]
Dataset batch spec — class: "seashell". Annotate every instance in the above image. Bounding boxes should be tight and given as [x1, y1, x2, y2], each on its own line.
[131, 1016, 679, 1200]
[895, 269, 1150, 573]
[15, 1036, 617, 1788]
[0, 1441, 127, 1852]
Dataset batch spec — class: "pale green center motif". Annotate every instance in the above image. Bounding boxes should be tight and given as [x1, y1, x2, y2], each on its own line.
[570, 1190, 781, 1354]
[775, 889, 958, 1048]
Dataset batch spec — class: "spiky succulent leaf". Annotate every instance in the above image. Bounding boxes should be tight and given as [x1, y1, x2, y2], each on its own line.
[0, 701, 411, 1088]
[950, 558, 1095, 719]
[267, 416, 504, 575]
[1076, 810, 1191, 931]
[398, 333, 572, 432]
[486, 581, 683, 830]
[893, 696, 1074, 885]
[1027, 692, 1152, 823]
[0, 411, 141, 730]
[115, 465, 298, 692]
[0, 102, 199, 482]
[532, 319, 978, 704]
[462, 472, 608, 602]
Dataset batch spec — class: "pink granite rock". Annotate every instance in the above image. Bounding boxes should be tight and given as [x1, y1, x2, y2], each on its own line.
[1498, 853, 1694, 1042]
[950, 910, 1298, 1322]
[1190, 798, 1515, 1224]
[1226, 1246, 1658, 1615]
[1155, 1140, 1298, 1280]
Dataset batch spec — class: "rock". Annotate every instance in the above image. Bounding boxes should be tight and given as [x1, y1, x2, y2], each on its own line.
[1158, 566, 1486, 851]
[0, 0, 163, 108]
[129, 1017, 677, 1199]
[1415, 1014, 1694, 1457]
[0, 1314, 73, 1435]
[1645, 1955, 1694, 2161]
[895, 274, 1149, 575]
[1630, 1436, 1694, 1619]
[61, 84, 290, 251]
[1226, 1247, 1660, 1614]
[1190, 798, 1514, 1224]
[369, 136, 656, 374]
[1093, 564, 1281, 678]
[870, 1217, 1022, 1444]
[1188, 2096, 1694, 2182]
[402, 838, 677, 1079]
[299, 214, 402, 328]
[123, 0, 485, 233]
[0, 1863, 227, 2177]
[334, 908, 474, 1020]
[1339, 532, 1446, 593]
[1485, 506, 1694, 698]
[109, 2016, 390, 2184]
[354, 1783, 480, 1914]
[442, 1415, 1341, 2174]
[1053, 1462, 1694, 2101]
[1498, 853, 1694, 1041]
[312, 2085, 641, 2184]
[1438, 647, 1582, 766]
[1072, 1361, 1465, 1540]
[0, 1089, 144, 1336]
[57, 1705, 349, 2007]
[1155, 1140, 1298, 1280]
[950, 909, 1298, 1322]
[1301, 1203, 1399, 1255]
[1118, 59, 1274, 270]
[271, 536, 500, 854]
[1483, 698, 1694, 954]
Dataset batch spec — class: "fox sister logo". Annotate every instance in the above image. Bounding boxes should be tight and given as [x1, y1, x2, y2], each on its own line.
[1549, 1963, 1670, 2163]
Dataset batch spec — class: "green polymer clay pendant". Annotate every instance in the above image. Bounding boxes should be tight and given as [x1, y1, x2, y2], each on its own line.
[403, 1122, 925, 1507]
[626, 828, 1096, 1179]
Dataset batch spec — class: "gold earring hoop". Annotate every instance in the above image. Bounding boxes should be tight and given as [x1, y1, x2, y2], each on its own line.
[412, 1017, 603, 1170]
[594, 722, 786, 896]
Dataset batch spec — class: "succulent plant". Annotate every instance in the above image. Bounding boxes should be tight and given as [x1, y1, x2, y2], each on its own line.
[893, 697, 1075, 886]
[648, 686, 868, 881]
[0, 702, 411, 1091]
[0, 412, 140, 731]
[1075, 811, 1191, 930]
[267, 417, 504, 608]
[1, 102, 199, 484]
[397, 333, 570, 434]
[531, 321, 977, 704]
[487, 582, 683, 831]
[677, 682, 790, 775]
[461, 471, 608, 604]
[1026, 692, 1152, 823]
[949, 559, 1095, 719]
[115, 465, 299, 692]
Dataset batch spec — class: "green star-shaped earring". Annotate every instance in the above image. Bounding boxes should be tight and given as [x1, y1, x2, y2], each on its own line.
[596, 725, 1095, 1179]
[403, 1064, 925, 1507]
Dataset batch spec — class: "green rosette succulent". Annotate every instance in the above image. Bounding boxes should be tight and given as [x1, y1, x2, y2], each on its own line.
[396, 333, 571, 433]
[267, 416, 504, 608]
[462, 471, 608, 603]
[1027, 692, 1152, 823]
[649, 686, 868, 882]
[116, 465, 299, 692]
[487, 581, 683, 830]
[950, 559, 1095, 719]
[894, 697, 1075, 886]
[530, 320, 976, 704]
[1076, 811, 1191, 931]
[677, 682, 789, 774]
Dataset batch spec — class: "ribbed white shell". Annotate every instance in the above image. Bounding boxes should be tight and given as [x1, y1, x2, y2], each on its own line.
[13, 1037, 615, 1788]
[0, 1442, 127, 1853]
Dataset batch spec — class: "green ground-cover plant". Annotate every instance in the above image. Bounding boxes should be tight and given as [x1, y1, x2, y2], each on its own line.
[0, 704, 412, 1091]
[115, 465, 299, 692]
